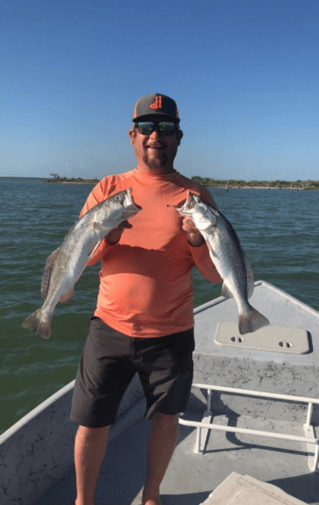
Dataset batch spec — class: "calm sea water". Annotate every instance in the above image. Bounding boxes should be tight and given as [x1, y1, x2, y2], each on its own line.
[0, 177, 318, 435]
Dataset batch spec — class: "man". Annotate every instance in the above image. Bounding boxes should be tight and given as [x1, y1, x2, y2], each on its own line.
[70, 93, 222, 505]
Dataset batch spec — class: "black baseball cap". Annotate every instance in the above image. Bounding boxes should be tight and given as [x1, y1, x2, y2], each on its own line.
[133, 93, 180, 123]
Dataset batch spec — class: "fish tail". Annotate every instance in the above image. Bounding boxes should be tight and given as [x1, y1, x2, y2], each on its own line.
[239, 305, 270, 335]
[21, 309, 52, 339]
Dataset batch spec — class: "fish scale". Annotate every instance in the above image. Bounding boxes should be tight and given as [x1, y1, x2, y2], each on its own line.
[22, 188, 141, 339]
[177, 191, 269, 334]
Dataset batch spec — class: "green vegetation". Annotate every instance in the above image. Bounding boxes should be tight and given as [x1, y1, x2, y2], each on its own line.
[46, 173, 99, 184]
[45, 173, 319, 190]
[191, 176, 319, 190]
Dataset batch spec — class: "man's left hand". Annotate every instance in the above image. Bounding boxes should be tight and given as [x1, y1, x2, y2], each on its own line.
[182, 218, 204, 247]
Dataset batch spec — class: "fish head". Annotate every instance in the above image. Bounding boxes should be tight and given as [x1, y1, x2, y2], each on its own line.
[122, 188, 142, 218]
[176, 191, 217, 231]
[176, 191, 195, 217]
[105, 189, 140, 212]
[99, 189, 141, 228]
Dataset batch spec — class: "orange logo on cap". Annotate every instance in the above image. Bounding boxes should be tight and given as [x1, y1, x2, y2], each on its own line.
[150, 95, 162, 110]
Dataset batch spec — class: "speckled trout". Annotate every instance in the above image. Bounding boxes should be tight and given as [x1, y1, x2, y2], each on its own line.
[177, 191, 269, 334]
[22, 189, 141, 339]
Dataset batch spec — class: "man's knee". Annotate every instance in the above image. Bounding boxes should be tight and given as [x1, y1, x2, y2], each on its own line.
[152, 412, 179, 428]
[76, 424, 111, 441]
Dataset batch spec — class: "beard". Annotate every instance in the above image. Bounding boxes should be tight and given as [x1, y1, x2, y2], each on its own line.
[143, 150, 169, 169]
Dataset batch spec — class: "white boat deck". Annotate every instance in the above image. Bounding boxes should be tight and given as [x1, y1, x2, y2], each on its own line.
[2, 281, 319, 505]
[34, 407, 319, 505]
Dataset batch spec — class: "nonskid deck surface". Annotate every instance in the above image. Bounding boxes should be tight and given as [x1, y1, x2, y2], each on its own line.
[35, 412, 319, 505]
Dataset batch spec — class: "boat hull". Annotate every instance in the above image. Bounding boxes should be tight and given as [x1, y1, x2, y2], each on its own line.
[1, 281, 319, 505]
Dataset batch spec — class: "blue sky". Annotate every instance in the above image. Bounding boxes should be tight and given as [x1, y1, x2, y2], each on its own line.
[1, 0, 319, 181]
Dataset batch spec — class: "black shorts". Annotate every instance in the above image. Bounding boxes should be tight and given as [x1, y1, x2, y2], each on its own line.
[70, 317, 195, 427]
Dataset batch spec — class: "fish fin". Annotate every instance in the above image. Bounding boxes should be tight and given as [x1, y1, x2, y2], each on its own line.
[88, 240, 101, 260]
[41, 248, 60, 300]
[59, 288, 74, 303]
[221, 282, 233, 299]
[243, 252, 254, 299]
[22, 309, 52, 339]
[238, 305, 270, 335]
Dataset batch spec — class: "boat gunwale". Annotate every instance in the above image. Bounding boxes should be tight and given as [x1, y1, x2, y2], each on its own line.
[194, 280, 319, 318]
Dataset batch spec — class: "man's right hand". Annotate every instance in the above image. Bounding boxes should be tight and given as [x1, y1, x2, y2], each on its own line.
[106, 220, 132, 245]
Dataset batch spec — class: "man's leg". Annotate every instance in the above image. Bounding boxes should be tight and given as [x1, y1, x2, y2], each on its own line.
[138, 329, 194, 505]
[74, 424, 111, 505]
[71, 320, 137, 505]
[142, 412, 180, 505]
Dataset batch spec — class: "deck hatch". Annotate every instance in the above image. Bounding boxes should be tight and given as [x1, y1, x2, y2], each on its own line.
[214, 322, 310, 354]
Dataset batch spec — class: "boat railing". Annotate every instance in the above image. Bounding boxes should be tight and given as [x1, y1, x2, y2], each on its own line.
[179, 383, 319, 472]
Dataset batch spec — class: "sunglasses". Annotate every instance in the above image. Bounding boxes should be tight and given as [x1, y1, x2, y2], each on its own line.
[134, 120, 178, 136]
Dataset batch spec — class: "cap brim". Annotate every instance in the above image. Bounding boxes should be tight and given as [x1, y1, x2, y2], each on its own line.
[133, 114, 180, 123]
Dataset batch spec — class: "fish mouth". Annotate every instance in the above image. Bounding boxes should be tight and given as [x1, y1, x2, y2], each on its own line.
[186, 192, 196, 209]
[123, 188, 141, 214]
[176, 191, 195, 216]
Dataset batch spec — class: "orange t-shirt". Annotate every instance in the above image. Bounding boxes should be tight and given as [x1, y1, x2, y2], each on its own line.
[80, 168, 221, 338]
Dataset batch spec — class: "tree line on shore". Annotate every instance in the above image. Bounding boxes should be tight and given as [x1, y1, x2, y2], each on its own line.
[46, 173, 99, 184]
[191, 176, 319, 190]
[46, 173, 319, 190]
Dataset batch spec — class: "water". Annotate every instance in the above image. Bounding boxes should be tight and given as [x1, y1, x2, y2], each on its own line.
[0, 177, 318, 435]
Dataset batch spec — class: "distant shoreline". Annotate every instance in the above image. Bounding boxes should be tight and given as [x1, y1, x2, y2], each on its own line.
[55, 183, 313, 190]
[208, 185, 310, 190]
[2, 176, 317, 190]
[45, 178, 318, 190]
[44, 179, 97, 185]
[192, 177, 319, 191]
[59, 181, 96, 185]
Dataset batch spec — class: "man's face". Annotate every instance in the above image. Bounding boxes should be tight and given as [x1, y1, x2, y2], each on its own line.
[129, 115, 183, 171]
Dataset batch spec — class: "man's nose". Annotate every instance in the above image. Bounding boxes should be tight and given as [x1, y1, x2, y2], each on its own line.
[149, 128, 160, 139]
[149, 124, 164, 137]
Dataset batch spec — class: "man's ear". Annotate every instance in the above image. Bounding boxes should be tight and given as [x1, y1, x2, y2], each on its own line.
[128, 128, 136, 145]
[177, 129, 183, 145]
